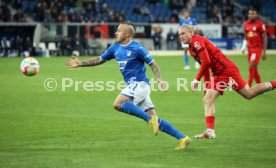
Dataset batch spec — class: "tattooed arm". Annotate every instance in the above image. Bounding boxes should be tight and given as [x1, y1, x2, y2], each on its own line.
[149, 61, 161, 80]
[149, 61, 168, 91]
[66, 56, 105, 68]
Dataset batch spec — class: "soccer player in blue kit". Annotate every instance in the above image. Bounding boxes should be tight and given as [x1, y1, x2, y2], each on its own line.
[179, 10, 199, 70]
[66, 22, 191, 150]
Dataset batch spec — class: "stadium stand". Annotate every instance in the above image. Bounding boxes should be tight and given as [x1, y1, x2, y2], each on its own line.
[0, 0, 275, 24]
[0, 0, 276, 57]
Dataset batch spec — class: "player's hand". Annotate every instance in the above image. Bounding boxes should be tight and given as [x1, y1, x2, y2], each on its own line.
[261, 50, 266, 60]
[157, 79, 168, 92]
[191, 79, 200, 92]
[66, 56, 81, 68]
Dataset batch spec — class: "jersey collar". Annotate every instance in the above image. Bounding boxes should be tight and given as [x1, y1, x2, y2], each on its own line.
[120, 40, 133, 47]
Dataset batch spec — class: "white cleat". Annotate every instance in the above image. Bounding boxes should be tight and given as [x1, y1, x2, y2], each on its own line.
[184, 66, 191, 70]
[194, 129, 216, 139]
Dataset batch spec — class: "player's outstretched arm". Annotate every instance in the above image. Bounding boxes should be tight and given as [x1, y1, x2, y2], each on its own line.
[149, 62, 168, 91]
[66, 56, 105, 68]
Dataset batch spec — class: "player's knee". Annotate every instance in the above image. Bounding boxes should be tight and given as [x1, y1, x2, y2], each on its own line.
[113, 102, 121, 111]
[243, 94, 254, 100]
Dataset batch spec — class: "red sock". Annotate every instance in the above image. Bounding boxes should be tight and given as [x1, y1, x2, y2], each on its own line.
[255, 67, 261, 83]
[205, 116, 215, 129]
[270, 81, 276, 89]
[248, 66, 256, 87]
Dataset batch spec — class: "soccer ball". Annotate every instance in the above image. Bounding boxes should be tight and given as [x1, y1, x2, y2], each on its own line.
[72, 50, 80, 56]
[20, 57, 40, 76]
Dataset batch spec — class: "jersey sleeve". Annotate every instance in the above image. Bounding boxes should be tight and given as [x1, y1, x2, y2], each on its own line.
[195, 48, 211, 81]
[259, 21, 266, 32]
[192, 38, 211, 81]
[137, 46, 154, 64]
[100, 44, 115, 61]
[193, 38, 205, 54]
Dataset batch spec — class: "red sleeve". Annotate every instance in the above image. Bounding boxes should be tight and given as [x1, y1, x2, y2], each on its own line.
[203, 68, 210, 82]
[195, 48, 211, 81]
[259, 21, 266, 32]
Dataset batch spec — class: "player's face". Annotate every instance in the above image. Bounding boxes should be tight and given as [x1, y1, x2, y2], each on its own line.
[183, 11, 190, 18]
[178, 27, 192, 44]
[115, 24, 128, 43]
[248, 10, 257, 21]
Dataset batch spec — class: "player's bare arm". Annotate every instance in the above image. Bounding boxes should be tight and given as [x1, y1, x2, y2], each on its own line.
[149, 62, 168, 91]
[66, 56, 105, 68]
[261, 31, 267, 60]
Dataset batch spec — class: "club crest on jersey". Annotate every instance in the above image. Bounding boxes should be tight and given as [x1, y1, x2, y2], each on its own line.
[194, 42, 201, 50]
[127, 51, 132, 56]
[253, 27, 256, 31]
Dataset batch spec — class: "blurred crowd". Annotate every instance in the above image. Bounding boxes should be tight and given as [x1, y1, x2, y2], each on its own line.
[0, 0, 274, 24]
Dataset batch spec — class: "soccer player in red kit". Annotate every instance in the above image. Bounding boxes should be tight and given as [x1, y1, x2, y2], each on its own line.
[178, 25, 276, 139]
[241, 9, 267, 87]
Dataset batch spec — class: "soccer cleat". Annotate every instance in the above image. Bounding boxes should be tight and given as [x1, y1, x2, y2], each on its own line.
[148, 115, 159, 136]
[184, 66, 191, 70]
[175, 136, 191, 150]
[194, 129, 216, 139]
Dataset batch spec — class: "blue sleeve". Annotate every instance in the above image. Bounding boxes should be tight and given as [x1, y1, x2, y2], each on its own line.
[100, 44, 116, 61]
[137, 46, 154, 64]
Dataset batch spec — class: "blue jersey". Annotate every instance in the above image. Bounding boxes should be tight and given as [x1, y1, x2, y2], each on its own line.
[179, 17, 197, 26]
[100, 41, 154, 85]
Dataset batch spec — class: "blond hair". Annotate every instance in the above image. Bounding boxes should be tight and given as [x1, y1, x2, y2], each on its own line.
[120, 22, 135, 37]
[179, 25, 196, 32]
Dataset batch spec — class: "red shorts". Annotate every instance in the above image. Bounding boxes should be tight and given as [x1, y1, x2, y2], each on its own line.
[248, 49, 262, 64]
[205, 70, 247, 94]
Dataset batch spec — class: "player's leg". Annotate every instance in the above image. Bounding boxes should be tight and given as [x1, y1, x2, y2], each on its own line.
[248, 63, 256, 87]
[146, 107, 191, 150]
[248, 50, 262, 87]
[195, 90, 221, 139]
[113, 82, 152, 122]
[132, 82, 160, 134]
[113, 94, 151, 122]
[254, 65, 262, 84]
[184, 49, 190, 70]
[237, 81, 276, 100]
[181, 43, 190, 70]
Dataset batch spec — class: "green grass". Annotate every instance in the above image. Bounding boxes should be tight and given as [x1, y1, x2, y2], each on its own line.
[0, 55, 276, 168]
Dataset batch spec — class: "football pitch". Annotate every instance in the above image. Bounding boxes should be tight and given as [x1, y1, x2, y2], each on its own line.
[0, 55, 276, 168]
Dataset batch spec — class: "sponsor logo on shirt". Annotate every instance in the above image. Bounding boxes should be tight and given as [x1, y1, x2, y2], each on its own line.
[117, 61, 127, 70]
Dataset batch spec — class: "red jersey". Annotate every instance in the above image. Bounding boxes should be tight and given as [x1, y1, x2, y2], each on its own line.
[243, 19, 266, 50]
[189, 35, 238, 81]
